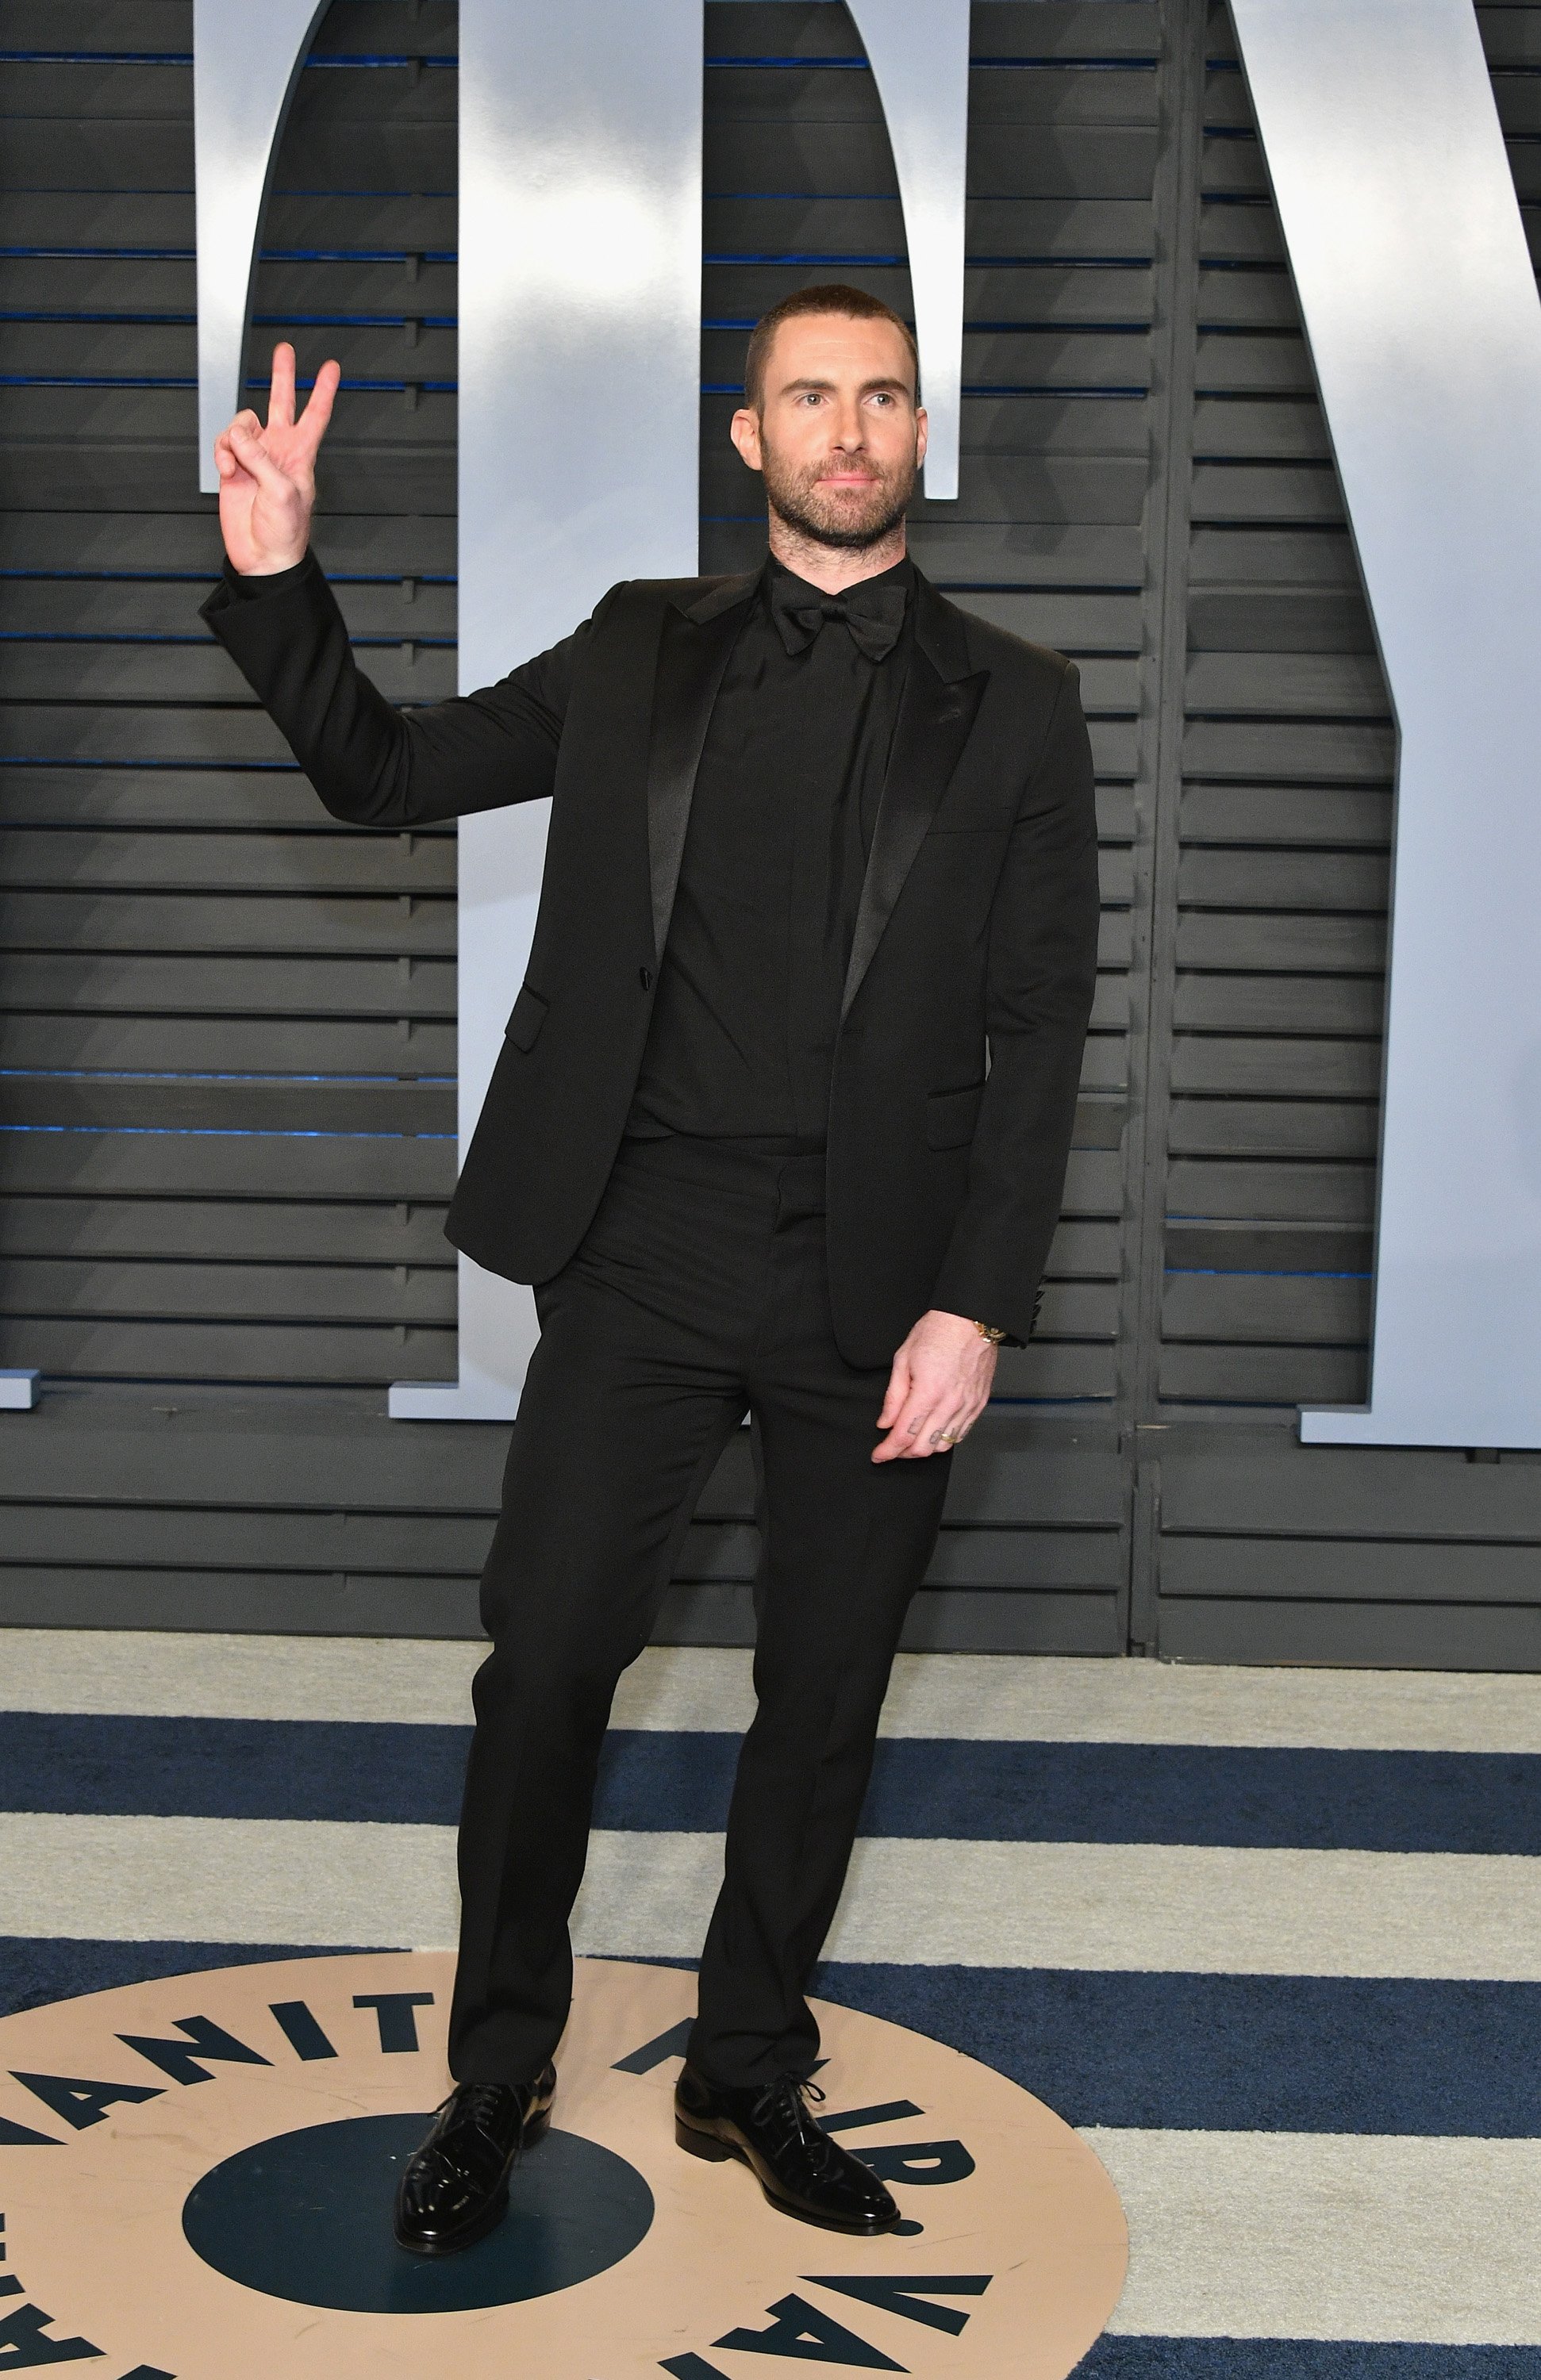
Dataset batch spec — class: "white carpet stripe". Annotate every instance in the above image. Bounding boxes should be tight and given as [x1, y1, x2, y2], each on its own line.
[6, 1630, 1541, 1752]
[1091, 2129, 1541, 2344]
[2, 1816, 1539, 1979]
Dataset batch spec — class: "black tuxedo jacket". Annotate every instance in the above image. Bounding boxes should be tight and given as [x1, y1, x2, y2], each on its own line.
[203, 554, 1100, 1366]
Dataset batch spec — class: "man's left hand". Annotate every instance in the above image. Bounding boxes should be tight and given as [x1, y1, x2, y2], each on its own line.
[872, 1309, 997, 1463]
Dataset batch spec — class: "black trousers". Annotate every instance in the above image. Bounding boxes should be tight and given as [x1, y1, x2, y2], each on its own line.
[446, 1130, 953, 2090]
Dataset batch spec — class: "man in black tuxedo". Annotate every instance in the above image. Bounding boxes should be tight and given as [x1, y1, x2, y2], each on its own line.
[204, 287, 1099, 2253]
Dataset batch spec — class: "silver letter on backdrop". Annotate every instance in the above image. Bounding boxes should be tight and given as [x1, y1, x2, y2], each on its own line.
[1230, 0, 1541, 1449]
[194, 1, 967, 1418]
[194, 0, 331, 493]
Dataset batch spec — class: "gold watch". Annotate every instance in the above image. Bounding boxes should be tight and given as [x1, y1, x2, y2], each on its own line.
[972, 1319, 1009, 1345]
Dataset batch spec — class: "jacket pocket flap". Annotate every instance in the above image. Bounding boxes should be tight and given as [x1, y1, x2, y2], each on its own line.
[504, 982, 549, 1052]
[926, 1079, 986, 1150]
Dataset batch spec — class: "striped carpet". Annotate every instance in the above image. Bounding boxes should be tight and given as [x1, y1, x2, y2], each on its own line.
[2, 1630, 1539, 2374]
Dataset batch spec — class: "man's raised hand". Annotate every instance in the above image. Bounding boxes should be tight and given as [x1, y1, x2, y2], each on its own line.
[213, 340, 342, 577]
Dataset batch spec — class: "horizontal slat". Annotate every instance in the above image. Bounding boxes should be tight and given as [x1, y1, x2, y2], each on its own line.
[0, 1196, 452, 1266]
[1155, 1595, 1541, 1672]
[1157, 1342, 1367, 1403]
[1189, 528, 1362, 588]
[1186, 651, 1390, 717]
[1168, 1097, 1379, 1160]
[1201, 132, 1269, 202]
[0, 1257, 454, 1326]
[0, 512, 455, 576]
[1162, 1537, 1541, 1605]
[0, 1127, 455, 1200]
[0, 951, 456, 1017]
[1193, 331, 1314, 396]
[1173, 974, 1386, 1035]
[0, 1076, 453, 1133]
[1189, 465, 1343, 526]
[1178, 850, 1390, 911]
[0, 1012, 455, 1074]
[1187, 588, 1377, 652]
[1170, 1036, 1382, 1099]
[1162, 1272, 1370, 1345]
[1192, 397, 1333, 463]
[1195, 267, 1299, 331]
[1165, 1159, 1374, 1225]
[1162, 1435, 1541, 1538]
[1177, 912, 1386, 972]
[0, 888, 455, 954]
[0, 827, 456, 892]
[1182, 720, 1395, 782]
[0, 1315, 459, 1384]
[950, 589, 1144, 651]
[989, 1342, 1117, 1399]
[1180, 785, 1389, 846]
[0, 578, 455, 642]
[1164, 1223, 1371, 1273]
[0, 642, 456, 701]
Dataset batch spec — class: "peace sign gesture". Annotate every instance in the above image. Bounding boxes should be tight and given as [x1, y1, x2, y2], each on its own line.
[212, 340, 342, 577]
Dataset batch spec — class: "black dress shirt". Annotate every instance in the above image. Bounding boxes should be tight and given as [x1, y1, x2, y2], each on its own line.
[625, 551, 914, 1146]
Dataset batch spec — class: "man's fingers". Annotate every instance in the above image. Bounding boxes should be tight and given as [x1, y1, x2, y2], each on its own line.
[268, 341, 297, 431]
[926, 1400, 972, 1450]
[876, 1356, 909, 1430]
[873, 1384, 943, 1461]
[295, 356, 342, 458]
[225, 415, 292, 496]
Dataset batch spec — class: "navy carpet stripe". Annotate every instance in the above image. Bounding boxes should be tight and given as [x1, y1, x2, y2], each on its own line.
[1075, 2347, 1541, 2378]
[6, 1715, 1541, 1852]
[0, 1937, 374, 2021]
[810, 1964, 1541, 2138]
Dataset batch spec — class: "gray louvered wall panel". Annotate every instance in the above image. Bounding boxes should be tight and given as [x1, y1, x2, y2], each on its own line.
[1, 0, 1538, 1661]
[1142, 0, 1541, 1666]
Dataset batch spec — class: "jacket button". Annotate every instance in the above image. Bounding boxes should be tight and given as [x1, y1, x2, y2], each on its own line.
[639, 965, 653, 990]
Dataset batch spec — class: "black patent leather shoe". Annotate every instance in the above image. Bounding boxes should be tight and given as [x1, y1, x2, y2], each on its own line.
[393, 2067, 557, 2256]
[674, 2062, 900, 2234]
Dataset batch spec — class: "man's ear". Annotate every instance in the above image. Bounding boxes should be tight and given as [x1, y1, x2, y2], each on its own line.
[730, 404, 763, 474]
[914, 404, 928, 468]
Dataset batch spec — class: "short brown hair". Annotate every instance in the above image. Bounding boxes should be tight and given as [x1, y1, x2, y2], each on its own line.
[743, 283, 920, 412]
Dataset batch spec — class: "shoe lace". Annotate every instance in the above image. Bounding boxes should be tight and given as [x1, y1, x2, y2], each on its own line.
[750, 2074, 840, 2171]
[434, 2082, 517, 2145]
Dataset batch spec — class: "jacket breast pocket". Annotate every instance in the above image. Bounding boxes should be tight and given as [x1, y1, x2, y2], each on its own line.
[504, 981, 549, 1052]
[925, 1079, 986, 1150]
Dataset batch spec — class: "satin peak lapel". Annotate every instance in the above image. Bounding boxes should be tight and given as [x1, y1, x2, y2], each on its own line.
[840, 589, 988, 1023]
[644, 574, 757, 962]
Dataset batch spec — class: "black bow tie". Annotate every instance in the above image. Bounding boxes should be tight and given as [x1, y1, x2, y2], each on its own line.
[768, 573, 908, 664]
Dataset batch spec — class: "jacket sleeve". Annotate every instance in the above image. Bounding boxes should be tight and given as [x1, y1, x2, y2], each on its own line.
[926, 658, 1101, 1342]
[199, 548, 605, 828]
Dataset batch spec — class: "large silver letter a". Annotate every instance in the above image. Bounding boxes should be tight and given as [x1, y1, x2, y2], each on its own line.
[1231, 0, 1541, 1449]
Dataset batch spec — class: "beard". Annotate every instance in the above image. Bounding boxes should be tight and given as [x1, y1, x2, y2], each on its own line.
[758, 434, 917, 551]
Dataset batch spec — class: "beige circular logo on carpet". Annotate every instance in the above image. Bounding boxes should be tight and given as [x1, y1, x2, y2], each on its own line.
[0, 1952, 1126, 2378]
